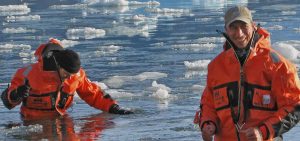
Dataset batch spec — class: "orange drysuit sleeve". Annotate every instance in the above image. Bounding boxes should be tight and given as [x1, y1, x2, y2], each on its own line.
[68, 69, 117, 112]
[198, 65, 219, 130]
[261, 58, 300, 139]
[6, 67, 28, 107]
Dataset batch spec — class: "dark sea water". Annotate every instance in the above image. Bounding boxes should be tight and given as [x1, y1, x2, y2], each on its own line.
[1, 0, 300, 140]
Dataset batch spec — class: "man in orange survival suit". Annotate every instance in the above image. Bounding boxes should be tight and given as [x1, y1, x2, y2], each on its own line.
[194, 5, 300, 141]
[1, 39, 133, 119]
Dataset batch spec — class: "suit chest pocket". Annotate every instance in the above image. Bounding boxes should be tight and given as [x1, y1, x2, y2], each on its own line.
[252, 88, 276, 110]
[213, 87, 230, 111]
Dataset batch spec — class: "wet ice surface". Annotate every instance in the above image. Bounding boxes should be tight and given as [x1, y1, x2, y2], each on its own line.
[1, 0, 300, 140]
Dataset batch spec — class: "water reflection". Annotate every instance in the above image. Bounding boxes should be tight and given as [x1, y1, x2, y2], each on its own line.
[3, 113, 114, 141]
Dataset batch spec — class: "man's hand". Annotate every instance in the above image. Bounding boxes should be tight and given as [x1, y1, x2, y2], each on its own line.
[241, 127, 263, 141]
[10, 79, 30, 101]
[109, 104, 134, 115]
[201, 122, 216, 141]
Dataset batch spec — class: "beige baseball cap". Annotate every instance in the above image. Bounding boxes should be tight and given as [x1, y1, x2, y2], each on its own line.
[225, 6, 252, 28]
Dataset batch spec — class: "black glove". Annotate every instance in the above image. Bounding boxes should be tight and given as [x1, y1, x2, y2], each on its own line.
[10, 79, 30, 101]
[57, 90, 70, 109]
[109, 104, 134, 115]
[1, 85, 14, 109]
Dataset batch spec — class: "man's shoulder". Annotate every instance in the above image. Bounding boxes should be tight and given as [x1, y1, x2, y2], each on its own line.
[210, 50, 229, 63]
[16, 63, 36, 72]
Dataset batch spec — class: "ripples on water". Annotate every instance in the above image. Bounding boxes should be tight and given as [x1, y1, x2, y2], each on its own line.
[1, 0, 300, 140]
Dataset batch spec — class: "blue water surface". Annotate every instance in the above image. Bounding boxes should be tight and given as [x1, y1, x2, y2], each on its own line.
[1, 0, 300, 140]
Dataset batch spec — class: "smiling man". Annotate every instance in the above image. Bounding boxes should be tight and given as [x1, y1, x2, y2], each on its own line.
[194, 5, 300, 141]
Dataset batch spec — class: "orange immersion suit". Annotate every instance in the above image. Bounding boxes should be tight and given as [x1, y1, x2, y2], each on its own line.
[2, 40, 116, 119]
[195, 28, 300, 141]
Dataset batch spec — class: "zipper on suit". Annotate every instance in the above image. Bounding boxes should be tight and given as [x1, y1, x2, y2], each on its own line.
[218, 27, 258, 141]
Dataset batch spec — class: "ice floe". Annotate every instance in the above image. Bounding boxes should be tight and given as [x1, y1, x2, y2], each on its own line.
[145, 7, 190, 18]
[66, 27, 106, 39]
[0, 44, 31, 50]
[104, 72, 168, 88]
[184, 60, 210, 70]
[94, 45, 122, 56]
[6, 15, 40, 22]
[2, 27, 36, 34]
[0, 4, 30, 16]
[172, 43, 216, 52]
[60, 39, 80, 48]
[272, 41, 300, 61]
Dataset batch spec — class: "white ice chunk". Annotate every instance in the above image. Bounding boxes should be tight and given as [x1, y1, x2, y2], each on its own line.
[104, 72, 168, 88]
[294, 28, 300, 33]
[184, 60, 210, 70]
[132, 14, 146, 21]
[93, 81, 109, 90]
[145, 7, 190, 18]
[83, 0, 129, 6]
[91, 81, 135, 98]
[192, 84, 204, 92]
[106, 25, 152, 37]
[172, 43, 216, 52]
[129, 1, 160, 6]
[151, 88, 170, 99]
[272, 42, 299, 61]
[281, 11, 296, 15]
[2, 27, 36, 34]
[6, 15, 40, 22]
[150, 81, 171, 92]
[195, 37, 225, 44]
[0, 4, 30, 16]
[94, 45, 122, 56]
[276, 40, 300, 50]
[145, 8, 189, 14]
[104, 89, 135, 98]
[66, 27, 106, 39]
[184, 70, 207, 78]
[266, 25, 283, 30]
[135, 72, 168, 81]
[103, 76, 128, 88]
[50, 4, 88, 9]
[19, 52, 31, 58]
[0, 44, 31, 50]
[60, 39, 80, 48]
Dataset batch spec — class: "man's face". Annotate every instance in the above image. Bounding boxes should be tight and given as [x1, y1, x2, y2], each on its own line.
[59, 67, 73, 81]
[225, 20, 255, 49]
